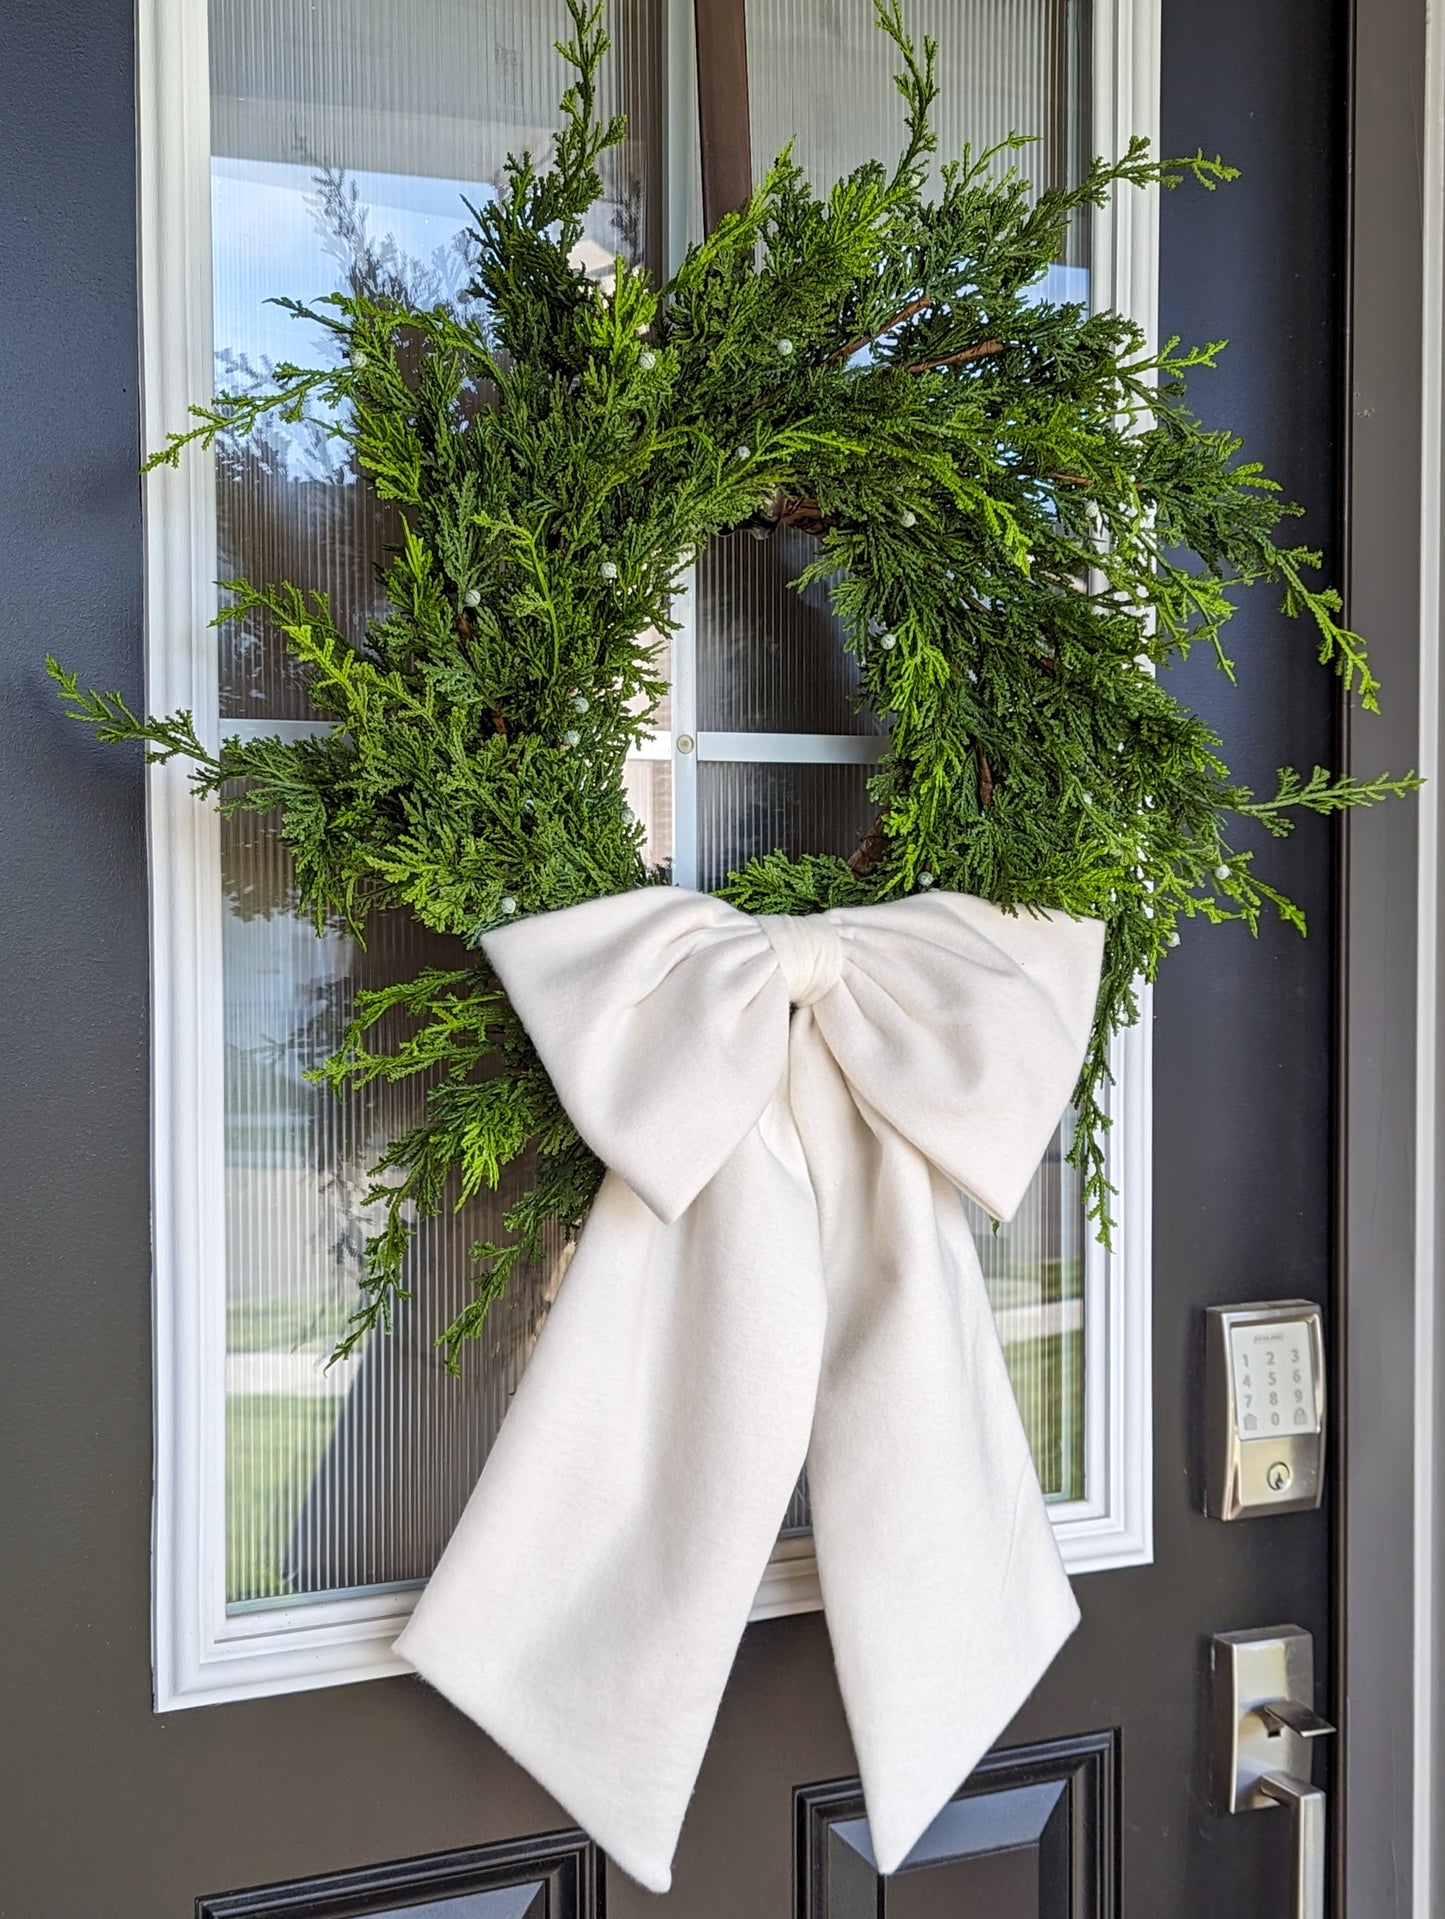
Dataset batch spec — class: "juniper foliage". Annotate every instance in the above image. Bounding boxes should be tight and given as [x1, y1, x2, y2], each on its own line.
[51, 0, 1415, 1363]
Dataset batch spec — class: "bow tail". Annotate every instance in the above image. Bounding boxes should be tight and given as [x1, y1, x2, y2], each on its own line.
[792, 1025, 1080, 1876]
[395, 1121, 827, 1895]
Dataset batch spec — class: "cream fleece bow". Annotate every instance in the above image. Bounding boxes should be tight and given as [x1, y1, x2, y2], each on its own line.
[396, 887, 1105, 1892]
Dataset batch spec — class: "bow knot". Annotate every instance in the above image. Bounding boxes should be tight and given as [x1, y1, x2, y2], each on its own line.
[757, 909, 844, 1006]
[397, 887, 1105, 1895]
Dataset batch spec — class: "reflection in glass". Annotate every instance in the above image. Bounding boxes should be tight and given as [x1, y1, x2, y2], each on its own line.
[746, 0, 1089, 212]
[695, 0, 1091, 1516]
[214, 0, 1089, 1610]
[697, 761, 878, 893]
[964, 1117, 1085, 1504]
[221, 811, 573, 1604]
[210, 0, 664, 719]
[696, 527, 886, 735]
[212, 0, 666, 1608]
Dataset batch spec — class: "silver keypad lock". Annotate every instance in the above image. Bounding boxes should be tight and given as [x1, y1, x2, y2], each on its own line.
[1205, 1301, 1326, 1520]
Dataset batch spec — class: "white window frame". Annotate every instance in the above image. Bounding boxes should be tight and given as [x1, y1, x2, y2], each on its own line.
[142, 0, 1158, 1710]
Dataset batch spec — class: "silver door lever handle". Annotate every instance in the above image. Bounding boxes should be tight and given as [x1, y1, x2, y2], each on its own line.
[1259, 1772, 1326, 1919]
[1212, 1627, 1332, 1919]
[1257, 1699, 1334, 1741]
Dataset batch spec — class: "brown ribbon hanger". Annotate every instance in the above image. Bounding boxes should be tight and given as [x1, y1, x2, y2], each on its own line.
[694, 0, 753, 232]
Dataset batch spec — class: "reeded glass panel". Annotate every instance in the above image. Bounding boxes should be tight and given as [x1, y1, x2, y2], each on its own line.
[211, 0, 667, 1609]
[691, 0, 1089, 746]
[692, 0, 1090, 757]
[963, 1122, 1084, 1502]
[746, 0, 1089, 212]
[213, 0, 1089, 1615]
[696, 528, 886, 734]
[210, 0, 665, 720]
[692, 0, 1091, 1511]
[696, 761, 878, 892]
[221, 813, 577, 1604]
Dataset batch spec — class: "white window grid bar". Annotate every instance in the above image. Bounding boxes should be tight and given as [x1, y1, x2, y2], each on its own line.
[227, 718, 889, 766]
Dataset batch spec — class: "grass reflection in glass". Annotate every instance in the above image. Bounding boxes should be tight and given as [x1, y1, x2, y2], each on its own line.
[226, 1393, 343, 1605]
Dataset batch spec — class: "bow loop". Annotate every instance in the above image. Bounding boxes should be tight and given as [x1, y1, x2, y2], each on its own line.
[482, 889, 788, 1224]
[811, 894, 1106, 1222]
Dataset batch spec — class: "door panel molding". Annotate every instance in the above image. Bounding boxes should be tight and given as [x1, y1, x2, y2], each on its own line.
[196, 1829, 603, 1919]
[795, 1730, 1120, 1918]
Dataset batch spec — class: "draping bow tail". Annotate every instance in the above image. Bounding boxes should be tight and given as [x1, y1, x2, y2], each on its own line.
[395, 887, 1105, 1894]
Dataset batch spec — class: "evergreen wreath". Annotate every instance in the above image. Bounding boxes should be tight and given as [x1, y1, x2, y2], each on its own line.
[52, 0, 1415, 1362]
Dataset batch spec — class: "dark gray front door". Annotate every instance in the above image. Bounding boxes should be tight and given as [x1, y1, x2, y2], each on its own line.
[0, 0, 1343, 1913]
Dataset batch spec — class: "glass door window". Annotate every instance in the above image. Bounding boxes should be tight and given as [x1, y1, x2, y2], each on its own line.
[158, 0, 1138, 1686]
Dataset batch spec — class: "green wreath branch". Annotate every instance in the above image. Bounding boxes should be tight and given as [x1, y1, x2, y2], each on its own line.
[51, 0, 1416, 1365]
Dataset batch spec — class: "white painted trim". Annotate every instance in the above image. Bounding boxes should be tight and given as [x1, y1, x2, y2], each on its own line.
[1414, 0, 1445, 1901]
[1092, 0, 1161, 344]
[139, 0, 231, 1715]
[143, 0, 1158, 1708]
[694, 731, 888, 764]
[224, 724, 889, 766]
[1071, 0, 1158, 1579]
[668, 572, 700, 890]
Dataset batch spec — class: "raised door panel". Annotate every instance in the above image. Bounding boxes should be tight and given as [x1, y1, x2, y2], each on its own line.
[797, 1732, 1117, 1918]
[196, 1831, 602, 1919]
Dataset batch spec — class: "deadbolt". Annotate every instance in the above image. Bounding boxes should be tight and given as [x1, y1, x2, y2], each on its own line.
[1205, 1301, 1326, 1519]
